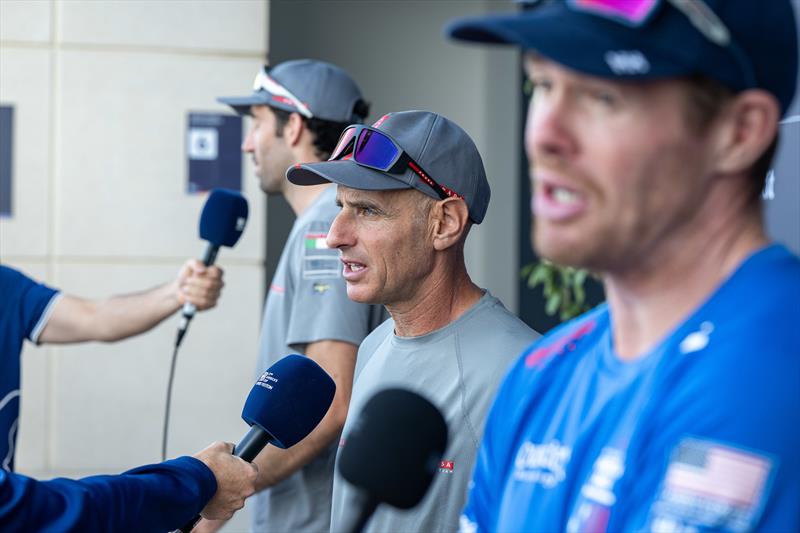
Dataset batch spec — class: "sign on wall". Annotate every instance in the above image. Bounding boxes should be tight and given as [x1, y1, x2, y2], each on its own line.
[186, 112, 242, 193]
[0, 105, 12, 218]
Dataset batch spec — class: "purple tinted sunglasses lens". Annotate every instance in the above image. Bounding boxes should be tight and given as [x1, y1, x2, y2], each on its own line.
[354, 129, 400, 170]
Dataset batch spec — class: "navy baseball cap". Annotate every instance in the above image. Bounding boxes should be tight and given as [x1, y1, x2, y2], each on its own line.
[447, 0, 798, 115]
[218, 59, 367, 123]
[287, 110, 491, 224]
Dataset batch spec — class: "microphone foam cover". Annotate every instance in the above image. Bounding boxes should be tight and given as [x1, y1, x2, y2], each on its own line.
[338, 388, 448, 509]
[199, 188, 249, 247]
[242, 354, 336, 448]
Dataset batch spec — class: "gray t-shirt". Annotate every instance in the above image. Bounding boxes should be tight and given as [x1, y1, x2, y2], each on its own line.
[330, 291, 539, 533]
[252, 186, 388, 533]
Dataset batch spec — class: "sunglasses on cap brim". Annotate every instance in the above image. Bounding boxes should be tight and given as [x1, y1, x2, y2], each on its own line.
[252, 66, 314, 119]
[329, 125, 463, 202]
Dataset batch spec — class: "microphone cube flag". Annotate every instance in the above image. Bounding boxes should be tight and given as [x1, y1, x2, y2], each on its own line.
[199, 188, 249, 247]
[242, 354, 336, 448]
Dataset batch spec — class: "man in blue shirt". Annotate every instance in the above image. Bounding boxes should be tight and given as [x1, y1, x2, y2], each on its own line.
[448, 0, 799, 531]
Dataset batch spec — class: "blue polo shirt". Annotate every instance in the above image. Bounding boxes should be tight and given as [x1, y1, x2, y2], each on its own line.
[1, 265, 60, 471]
[461, 244, 800, 532]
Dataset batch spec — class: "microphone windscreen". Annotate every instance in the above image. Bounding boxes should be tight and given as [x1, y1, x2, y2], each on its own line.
[242, 354, 336, 448]
[199, 188, 249, 247]
[338, 388, 448, 509]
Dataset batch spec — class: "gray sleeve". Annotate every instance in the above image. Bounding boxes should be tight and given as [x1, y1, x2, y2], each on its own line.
[284, 219, 376, 350]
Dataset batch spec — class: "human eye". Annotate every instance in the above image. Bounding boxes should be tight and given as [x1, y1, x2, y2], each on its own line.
[526, 76, 553, 98]
[585, 85, 620, 109]
[358, 205, 378, 217]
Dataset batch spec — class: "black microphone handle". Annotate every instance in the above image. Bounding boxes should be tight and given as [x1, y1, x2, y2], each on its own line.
[174, 425, 274, 533]
[347, 492, 380, 533]
[200, 241, 219, 267]
[175, 241, 220, 348]
[233, 424, 275, 462]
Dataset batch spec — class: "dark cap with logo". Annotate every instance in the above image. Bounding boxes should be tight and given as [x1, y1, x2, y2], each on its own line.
[447, 0, 798, 115]
[287, 110, 491, 224]
[218, 59, 368, 123]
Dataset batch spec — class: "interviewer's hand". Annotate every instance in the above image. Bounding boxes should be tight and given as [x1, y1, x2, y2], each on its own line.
[191, 517, 227, 533]
[176, 259, 224, 311]
[193, 442, 257, 520]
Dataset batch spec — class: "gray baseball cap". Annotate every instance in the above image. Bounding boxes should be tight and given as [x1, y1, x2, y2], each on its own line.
[217, 59, 367, 123]
[287, 110, 491, 224]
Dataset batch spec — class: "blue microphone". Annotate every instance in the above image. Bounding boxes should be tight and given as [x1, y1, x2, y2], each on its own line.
[176, 188, 248, 347]
[176, 354, 336, 533]
[236, 354, 337, 459]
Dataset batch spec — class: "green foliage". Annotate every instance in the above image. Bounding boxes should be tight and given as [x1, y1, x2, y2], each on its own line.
[521, 260, 592, 322]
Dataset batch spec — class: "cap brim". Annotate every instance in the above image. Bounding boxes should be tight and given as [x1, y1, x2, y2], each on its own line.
[446, 4, 695, 80]
[287, 160, 415, 192]
[217, 93, 272, 115]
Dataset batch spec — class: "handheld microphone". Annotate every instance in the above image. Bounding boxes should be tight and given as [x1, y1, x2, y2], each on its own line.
[176, 188, 248, 347]
[176, 354, 336, 533]
[338, 388, 448, 533]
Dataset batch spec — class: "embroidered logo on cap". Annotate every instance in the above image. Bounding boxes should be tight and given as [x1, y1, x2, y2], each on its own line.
[605, 50, 650, 75]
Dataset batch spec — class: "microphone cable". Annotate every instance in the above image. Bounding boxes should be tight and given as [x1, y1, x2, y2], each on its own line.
[161, 329, 185, 461]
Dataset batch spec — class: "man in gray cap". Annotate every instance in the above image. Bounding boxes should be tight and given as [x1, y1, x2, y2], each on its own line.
[288, 110, 539, 532]
[447, 0, 799, 531]
[202, 60, 387, 533]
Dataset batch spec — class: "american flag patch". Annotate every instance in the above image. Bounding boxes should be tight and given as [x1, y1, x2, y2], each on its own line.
[649, 438, 775, 532]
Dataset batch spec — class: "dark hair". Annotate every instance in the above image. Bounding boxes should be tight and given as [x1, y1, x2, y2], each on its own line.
[272, 99, 371, 160]
[682, 75, 778, 206]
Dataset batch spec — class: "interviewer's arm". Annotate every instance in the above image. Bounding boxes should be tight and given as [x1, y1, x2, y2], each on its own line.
[38, 259, 223, 344]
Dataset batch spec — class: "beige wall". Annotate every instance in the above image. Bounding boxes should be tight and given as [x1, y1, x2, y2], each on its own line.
[0, 0, 268, 500]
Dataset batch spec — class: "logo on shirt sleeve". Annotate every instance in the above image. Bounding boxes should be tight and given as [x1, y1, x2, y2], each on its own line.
[647, 438, 775, 533]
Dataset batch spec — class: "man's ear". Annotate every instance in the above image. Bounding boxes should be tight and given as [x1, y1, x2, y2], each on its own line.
[711, 89, 780, 175]
[284, 112, 306, 147]
[431, 198, 470, 251]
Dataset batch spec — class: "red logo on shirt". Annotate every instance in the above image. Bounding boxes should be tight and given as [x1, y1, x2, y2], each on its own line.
[525, 319, 597, 369]
[439, 460, 455, 473]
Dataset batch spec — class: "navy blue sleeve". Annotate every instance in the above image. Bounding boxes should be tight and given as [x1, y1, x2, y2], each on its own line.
[0, 265, 60, 343]
[0, 456, 217, 533]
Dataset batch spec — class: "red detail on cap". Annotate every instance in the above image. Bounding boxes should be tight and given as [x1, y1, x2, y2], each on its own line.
[343, 153, 353, 160]
[294, 163, 302, 168]
[272, 95, 293, 105]
[439, 460, 455, 471]
[525, 319, 597, 369]
[372, 114, 390, 128]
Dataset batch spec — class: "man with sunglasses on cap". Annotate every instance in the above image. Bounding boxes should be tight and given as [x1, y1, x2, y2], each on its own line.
[446, 0, 799, 531]
[205, 60, 387, 533]
[287, 110, 539, 533]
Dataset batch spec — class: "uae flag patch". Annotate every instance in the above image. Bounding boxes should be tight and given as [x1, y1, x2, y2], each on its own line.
[305, 233, 329, 249]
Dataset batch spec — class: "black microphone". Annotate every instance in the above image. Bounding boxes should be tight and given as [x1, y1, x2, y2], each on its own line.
[175, 354, 336, 533]
[338, 388, 449, 533]
[175, 188, 248, 348]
